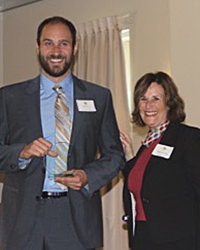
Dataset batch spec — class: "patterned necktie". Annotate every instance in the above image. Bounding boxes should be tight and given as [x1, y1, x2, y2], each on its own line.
[53, 85, 72, 176]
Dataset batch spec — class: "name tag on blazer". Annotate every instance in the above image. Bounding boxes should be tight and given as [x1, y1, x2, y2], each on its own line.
[76, 100, 96, 112]
[152, 144, 174, 159]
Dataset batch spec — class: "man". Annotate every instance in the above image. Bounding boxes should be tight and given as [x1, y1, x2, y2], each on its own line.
[0, 16, 125, 250]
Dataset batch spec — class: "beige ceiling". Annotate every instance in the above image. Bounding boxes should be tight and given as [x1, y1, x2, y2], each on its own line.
[0, 0, 41, 12]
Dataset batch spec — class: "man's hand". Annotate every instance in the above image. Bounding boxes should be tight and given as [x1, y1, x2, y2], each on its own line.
[20, 137, 58, 159]
[55, 169, 88, 190]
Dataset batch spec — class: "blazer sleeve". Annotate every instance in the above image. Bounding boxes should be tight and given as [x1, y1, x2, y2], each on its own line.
[82, 89, 125, 194]
[183, 126, 200, 197]
[0, 87, 27, 172]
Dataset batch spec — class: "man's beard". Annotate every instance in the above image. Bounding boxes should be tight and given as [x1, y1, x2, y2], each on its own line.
[38, 53, 73, 77]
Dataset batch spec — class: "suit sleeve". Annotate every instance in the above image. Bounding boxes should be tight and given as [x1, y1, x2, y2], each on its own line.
[0, 88, 27, 172]
[83, 90, 125, 194]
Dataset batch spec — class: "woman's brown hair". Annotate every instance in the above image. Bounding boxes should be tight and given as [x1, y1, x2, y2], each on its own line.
[132, 71, 186, 127]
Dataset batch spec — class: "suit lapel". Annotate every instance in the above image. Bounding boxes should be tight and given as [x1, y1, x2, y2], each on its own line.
[24, 76, 43, 140]
[70, 75, 87, 144]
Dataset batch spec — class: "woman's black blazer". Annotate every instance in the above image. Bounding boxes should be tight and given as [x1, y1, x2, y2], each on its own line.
[123, 122, 200, 246]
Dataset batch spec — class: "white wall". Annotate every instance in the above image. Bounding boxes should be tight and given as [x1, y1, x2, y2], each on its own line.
[130, 0, 171, 83]
[170, 0, 200, 127]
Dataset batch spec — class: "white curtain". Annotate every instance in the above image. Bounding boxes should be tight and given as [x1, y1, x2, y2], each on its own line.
[73, 15, 131, 250]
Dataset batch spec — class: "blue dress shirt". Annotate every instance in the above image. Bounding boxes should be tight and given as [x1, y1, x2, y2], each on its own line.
[40, 73, 74, 192]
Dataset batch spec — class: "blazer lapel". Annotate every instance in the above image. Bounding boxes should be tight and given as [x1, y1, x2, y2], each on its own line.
[24, 76, 43, 140]
[70, 75, 87, 144]
[143, 123, 179, 178]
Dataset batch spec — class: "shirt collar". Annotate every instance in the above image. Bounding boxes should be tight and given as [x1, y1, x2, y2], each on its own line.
[40, 73, 73, 94]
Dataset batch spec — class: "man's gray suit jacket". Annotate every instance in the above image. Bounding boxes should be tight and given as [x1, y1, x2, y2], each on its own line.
[0, 75, 125, 249]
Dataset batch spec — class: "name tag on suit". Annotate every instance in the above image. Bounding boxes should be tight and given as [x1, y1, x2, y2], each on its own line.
[76, 100, 96, 112]
[152, 143, 174, 159]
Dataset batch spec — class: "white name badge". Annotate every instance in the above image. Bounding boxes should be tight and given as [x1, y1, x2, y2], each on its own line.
[76, 100, 96, 112]
[152, 144, 174, 159]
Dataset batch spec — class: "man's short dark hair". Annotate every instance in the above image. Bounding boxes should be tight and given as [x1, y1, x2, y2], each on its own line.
[37, 16, 77, 48]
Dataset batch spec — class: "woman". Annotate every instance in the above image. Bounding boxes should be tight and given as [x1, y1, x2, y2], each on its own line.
[121, 71, 200, 250]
